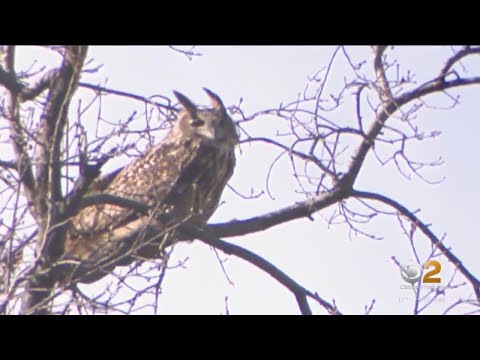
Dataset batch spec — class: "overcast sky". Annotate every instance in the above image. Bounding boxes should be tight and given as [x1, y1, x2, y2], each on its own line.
[9, 46, 480, 314]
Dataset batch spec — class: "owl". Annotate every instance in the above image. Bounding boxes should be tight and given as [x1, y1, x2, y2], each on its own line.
[63, 88, 238, 283]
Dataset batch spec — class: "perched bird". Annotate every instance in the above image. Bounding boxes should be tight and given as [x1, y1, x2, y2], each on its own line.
[63, 88, 238, 282]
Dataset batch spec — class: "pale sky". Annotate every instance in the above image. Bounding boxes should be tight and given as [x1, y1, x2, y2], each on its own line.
[7, 46, 480, 314]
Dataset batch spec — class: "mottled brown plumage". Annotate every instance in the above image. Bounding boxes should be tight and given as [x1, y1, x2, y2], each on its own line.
[64, 89, 238, 279]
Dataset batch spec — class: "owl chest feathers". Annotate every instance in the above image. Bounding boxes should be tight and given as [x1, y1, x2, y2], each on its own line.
[76, 135, 234, 228]
[115, 137, 235, 222]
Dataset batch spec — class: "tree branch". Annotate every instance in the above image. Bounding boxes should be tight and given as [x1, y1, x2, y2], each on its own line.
[208, 185, 348, 238]
[372, 45, 393, 102]
[440, 46, 480, 78]
[19, 68, 61, 101]
[78, 82, 176, 111]
[58, 193, 339, 314]
[21, 46, 89, 315]
[63, 154, 120, 220]
[0, 54, 61, 102]
[1, 46, 38, 218]
[0, 63, 24, 93]
[344, 53, 480, 188]
[79, 193, 149, 213]
[243, 137, 338, 180]
[0, 160, 17, 171]
[35, 46, 88, 220]
[180, 223, 339, 314]
[352, 189, 480, 301]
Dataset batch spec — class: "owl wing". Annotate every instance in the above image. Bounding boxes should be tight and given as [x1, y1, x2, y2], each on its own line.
[86, 166, 123, 194]
[66, 139, 202, 259]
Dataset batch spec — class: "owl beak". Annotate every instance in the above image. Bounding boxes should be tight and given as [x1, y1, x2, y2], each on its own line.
[198, 127, 216, 141]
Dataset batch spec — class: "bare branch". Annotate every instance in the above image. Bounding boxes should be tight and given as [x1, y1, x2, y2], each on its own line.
[35, 46, 89, 219]
[208, 185, 348, 238]
[20, 46, 89, 315]
[372, 45, 393, 102]
[168, 46, 203, 60]
[178, 223, 339, 315]
[353, 190, 480, 301]
[79, 193, 149, 213]
[345, 61, 480, 188]
[0, 64, 24, 93]
[1, 46, 38, 218]
[440, 46, 480, 78]
[0, 160, 17, 171]
[78, 82, 176, 111]
[43, 190, 338, 314]
[19, 68, 61, 101]
[243, 136, 339, 180]
[0, 56, 61, 102]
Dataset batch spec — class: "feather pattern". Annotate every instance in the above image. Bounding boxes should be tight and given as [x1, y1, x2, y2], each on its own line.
[64, 89, 238, 277]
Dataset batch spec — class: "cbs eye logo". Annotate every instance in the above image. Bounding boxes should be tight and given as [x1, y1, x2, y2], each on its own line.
[400, 260, 442, 285]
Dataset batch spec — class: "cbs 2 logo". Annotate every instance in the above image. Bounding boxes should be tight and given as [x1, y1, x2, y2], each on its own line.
[401, 260, 442, 284]
[422, 260, 441, 283]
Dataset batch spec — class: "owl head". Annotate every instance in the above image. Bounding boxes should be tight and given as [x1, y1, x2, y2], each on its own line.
[172, 88, 239, 149]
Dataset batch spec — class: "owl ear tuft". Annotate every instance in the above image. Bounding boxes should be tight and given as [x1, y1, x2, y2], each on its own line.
[173, 90, 197, 117]
[203, 88, 226, 114]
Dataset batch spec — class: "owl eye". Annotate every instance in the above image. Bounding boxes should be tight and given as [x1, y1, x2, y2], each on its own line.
[190, 118, 205, 127]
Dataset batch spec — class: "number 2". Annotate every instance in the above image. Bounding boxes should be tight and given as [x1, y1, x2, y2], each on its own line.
[422, 260, 441, 283]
